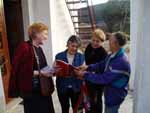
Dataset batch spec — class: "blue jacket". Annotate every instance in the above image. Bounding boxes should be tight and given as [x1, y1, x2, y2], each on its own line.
[84, 48, 130, 106]
[55, 50, 85, 93]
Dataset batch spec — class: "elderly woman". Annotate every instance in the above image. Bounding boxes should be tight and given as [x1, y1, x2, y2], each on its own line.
[84, 28, 108, 113]
[8, 23, 55, 113]
[75, 32, 130, 113]
[55, 35, 85, 113]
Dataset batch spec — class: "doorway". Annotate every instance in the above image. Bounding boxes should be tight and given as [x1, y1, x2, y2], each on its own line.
[0, 0, 24, 103]
[4, 0, 24, 62]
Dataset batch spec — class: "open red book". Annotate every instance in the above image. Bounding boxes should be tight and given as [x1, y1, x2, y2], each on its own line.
[55, 60, 76, 77]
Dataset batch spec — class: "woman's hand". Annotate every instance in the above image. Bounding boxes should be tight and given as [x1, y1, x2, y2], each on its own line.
[51, 66, 62, 77]
[74, 68, 85, 80]
[41, 70, 53, 77]
[34, 70, 53, 77]
[33, 70, 40, 77]
[77, 65, 88, 71]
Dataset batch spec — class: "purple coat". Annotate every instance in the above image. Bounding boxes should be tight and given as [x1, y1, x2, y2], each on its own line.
[84, 48, 130, 106]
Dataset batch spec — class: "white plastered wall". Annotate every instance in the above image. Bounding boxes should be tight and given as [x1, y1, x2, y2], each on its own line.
[50, 0, 75, 58]
[22, 0, 75, 65]
[0, 69, 6, 113]
[132, 0, 150, 112]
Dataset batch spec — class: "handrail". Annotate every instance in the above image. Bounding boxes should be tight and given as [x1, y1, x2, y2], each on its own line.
[64, 0, 77, 35]
[86, 0, 96, 31]
[64, 0, 97, 34]
[90, 0, 97, 28]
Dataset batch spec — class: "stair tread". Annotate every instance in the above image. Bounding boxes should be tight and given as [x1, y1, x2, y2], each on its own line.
[71, 15, 88, 18]
[66, 1, 86, 4]
[75, 26, 93, 29]
[77, 32, 92, 34]
[69, 9, 79, 11]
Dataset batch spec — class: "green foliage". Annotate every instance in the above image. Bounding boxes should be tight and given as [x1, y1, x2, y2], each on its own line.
[79, 0, 130, 36]
[101, 0, 130, 34]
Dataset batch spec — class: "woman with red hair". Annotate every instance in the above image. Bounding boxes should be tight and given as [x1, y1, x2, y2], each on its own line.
[9, 23, 55, 113]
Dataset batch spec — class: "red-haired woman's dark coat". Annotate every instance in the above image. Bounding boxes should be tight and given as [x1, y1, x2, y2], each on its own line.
[8, 41, 34, 97]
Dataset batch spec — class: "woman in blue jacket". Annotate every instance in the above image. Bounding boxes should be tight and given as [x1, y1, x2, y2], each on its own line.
[55, 35, 85, 113]
[74, 32, 130, 113]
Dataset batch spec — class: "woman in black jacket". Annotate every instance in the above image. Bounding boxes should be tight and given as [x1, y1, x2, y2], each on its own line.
[84, 28, 107, 113]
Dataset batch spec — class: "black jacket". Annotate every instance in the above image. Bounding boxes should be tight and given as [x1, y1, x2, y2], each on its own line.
[85, 43, 107, 65]
[84, 43, 108, 89]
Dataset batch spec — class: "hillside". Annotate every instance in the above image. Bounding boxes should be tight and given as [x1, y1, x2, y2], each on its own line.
[79, 0, 130, 34]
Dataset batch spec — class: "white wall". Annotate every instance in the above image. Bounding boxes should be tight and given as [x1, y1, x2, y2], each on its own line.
[22, 0, 53, 65]
[132, 0, 150, 113]
[130, 0, 138, 90]
[50, 0, 75, 59]
[0, 68, 6, 113]
[22, 0, 34, 40]
[22, 0, 75, 64]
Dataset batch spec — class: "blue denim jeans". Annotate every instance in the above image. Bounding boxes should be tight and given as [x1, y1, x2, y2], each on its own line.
[105, 105, 120, 113]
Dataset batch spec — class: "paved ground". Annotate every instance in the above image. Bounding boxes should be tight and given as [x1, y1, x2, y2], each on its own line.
[0, 96, 6, 113]
[7, 91, 133, 113]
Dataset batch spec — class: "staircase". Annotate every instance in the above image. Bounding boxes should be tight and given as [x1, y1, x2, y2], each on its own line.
[65, 0, 96, 49]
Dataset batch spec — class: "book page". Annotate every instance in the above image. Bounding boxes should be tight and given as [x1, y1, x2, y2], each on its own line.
[41, 66, 55, 74]
[41, 65, 62, 74]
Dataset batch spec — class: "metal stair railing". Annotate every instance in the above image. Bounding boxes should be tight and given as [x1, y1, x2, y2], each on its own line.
[65, 0, 97, 48]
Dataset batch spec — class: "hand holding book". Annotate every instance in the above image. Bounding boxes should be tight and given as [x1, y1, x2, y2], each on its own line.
[76, 65, 88, 71]
[39, 66, 61, 77]
[74, 68, 85, 80]
[54, 60, 76, 77]
[74, 65, 88, 80]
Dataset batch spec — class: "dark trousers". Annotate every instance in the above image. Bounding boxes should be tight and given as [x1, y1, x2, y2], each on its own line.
[87, 82, 104, 113]
[57, 88, 82, 113]
[105, 105, 120, 113]
[23, 95, 55, 113]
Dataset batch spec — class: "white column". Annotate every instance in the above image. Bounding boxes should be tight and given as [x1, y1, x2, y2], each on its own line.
[0, 68, 6, 113]
[130, 0, 138, 90]
[22, 0, 53, 65]
[21, 0, 75, 64]
[22, 0, 34, 41]
[132, 0, 150, 113]
[31, 0, 53, 65]
[51, 0, 75, 58]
